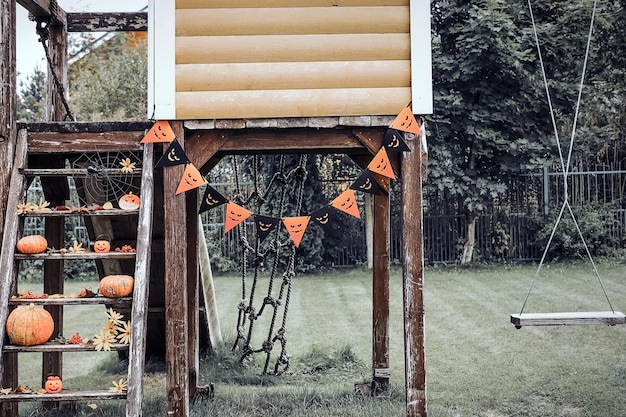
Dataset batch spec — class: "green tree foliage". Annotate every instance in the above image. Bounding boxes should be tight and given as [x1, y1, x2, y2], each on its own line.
[427, 0, 625, 262]
[17, 67, 46, 122]
[69, 33, 147, 121]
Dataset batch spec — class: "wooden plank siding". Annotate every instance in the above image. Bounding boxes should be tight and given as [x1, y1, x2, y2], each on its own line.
[158, 0, 415, 120]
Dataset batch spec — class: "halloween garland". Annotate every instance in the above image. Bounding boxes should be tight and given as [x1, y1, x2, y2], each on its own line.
[141, 105, 423, 248]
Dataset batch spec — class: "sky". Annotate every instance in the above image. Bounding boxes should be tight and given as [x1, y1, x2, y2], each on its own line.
[16, 0, 148, 85]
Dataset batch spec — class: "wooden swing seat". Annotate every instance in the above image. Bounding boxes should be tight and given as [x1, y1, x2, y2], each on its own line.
[511, 311, 626, 329]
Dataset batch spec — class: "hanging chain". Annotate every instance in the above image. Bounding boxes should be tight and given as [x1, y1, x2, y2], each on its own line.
[35, 17, 75, 122]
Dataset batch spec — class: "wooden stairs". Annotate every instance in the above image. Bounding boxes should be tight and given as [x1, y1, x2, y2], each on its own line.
[0, 127, 154, 416]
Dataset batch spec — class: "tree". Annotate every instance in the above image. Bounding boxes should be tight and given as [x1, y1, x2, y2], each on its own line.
[17, 67, 46, 122]
[428, 0, 551, 263]
[68, 33, 147, 121]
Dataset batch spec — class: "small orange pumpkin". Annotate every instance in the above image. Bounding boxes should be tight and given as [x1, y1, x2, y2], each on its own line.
[6, 304, 55, 346]
[44, 375, 62, 393]
[99, 274, 134, 298]
[118, 192, 140, 210]
[92, 235, 111, 253]
[16, 235, 48, 254]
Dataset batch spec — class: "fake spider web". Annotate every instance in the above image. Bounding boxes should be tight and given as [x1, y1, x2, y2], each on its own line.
[71, 151, 141, 207]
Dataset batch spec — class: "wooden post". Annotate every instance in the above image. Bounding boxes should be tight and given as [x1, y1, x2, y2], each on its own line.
[164, 121, 189, 417]
[372, 180, 390, 393]
[41, 12, 69, 398]
[186, 186, 199, 396]
[0, 0, 17, 241]
[401, 129, 426, 417]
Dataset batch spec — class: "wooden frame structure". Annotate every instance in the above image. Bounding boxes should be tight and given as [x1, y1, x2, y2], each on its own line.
[0, 2, 429, 417]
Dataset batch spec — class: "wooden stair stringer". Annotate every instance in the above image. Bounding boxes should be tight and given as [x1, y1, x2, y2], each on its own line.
[0, 129, 29, 377]
[126, 143, 154, 417]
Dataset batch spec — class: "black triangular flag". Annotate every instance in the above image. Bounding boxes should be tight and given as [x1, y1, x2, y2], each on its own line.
[310, 206, 336, 233]
[382, 128, 410, 154]
[198, 185, 228, 214]
[350, 170, 383, 195]
[254, 215, 280, 242]
[155, 138, 190, 168]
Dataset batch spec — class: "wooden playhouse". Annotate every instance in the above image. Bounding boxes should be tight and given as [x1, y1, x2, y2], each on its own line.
[0, 1, 432, 416]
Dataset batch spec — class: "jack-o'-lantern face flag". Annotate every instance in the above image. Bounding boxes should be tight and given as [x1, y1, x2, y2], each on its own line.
[390, 105, 422, 136]
[310, 206, 335, 233]
[224, 202, 253, 233]
[254, 215, 280, 242]
[331, 189, 360, 219]
[350, 170, 383, 195]
[141, 120, 176, 143]
[175, 163, 207, 194]
[367, 147, 395, 179]
[198, 185, 228, 214]
[382, 128, 410, 154]
[155, 138, 190, 168]
[282, 216, 310, 248]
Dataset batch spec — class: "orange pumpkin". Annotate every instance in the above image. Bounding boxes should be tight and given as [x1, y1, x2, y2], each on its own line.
[118, 192, 140, 210]
[44, 375, 62, 393]
[93, 236, 111, 253]
[6, 304, 55, 346]
[16, 235, 48, 254]
[99, 274, 134, 298]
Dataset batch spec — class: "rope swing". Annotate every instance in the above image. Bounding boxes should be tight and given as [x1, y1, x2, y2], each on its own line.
[511, 0, 625, 328]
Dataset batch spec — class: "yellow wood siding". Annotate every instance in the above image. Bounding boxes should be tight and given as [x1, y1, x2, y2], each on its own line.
[174, 0, 412, 119]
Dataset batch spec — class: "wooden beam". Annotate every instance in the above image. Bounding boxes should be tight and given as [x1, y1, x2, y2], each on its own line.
[67, 13, 148, 32]
[372, 179, 391, 393]
[164, 122, 189, 417]
[401, 129, 426, 417]
[16, 0, 65, 24]
[0, 0, 17, 242]
[186, 128, 382, 171]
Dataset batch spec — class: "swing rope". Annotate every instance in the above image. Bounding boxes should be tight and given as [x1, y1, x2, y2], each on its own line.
[232, 154, 308, 374]
[519, 0, 615, 315]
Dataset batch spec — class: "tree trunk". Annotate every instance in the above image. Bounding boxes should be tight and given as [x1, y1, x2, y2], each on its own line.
[460, 215, 476, 264]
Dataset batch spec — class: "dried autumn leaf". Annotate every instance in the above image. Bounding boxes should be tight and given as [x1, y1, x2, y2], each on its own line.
[102, 202, 114, 210]
[68, 240, 86, 254]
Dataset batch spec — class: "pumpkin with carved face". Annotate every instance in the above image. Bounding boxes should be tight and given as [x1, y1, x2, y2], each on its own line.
[93, 238, 111, 253]
[118, 192, 140, 210]
[44, 375, 62, 393]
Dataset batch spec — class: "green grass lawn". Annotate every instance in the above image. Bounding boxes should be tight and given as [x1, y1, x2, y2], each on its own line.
[15, 262, 626, 416]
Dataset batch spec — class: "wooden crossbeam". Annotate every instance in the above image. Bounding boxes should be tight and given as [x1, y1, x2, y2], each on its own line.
[511, 311, 626, 328]
[67, 13, 148, 32]
[16, 0, 65, 24]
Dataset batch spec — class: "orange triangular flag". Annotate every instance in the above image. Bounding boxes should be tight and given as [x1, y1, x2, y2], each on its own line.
[175, 163, 207, 194]
[331, 189, 360, 219]
[224, 202, 253, 233]
[141, 120, 176, 143]
[282, 216, 310, 248]
[367, 147, 396, 179]
[390, 106, 422, 135]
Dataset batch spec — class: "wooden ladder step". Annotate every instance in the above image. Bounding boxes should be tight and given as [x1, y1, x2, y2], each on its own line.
[15, 252, 135, 261]
[511, 311, 626, 328]
[3, 343, 129, 353]
[0, 390, 126, 403]
[9, 297, 132, 307]
[20, 168, 141, 177]
[20, 209, 138, 217]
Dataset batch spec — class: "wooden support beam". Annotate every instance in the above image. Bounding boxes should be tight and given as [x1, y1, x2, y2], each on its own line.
[67, 12, 148, 32]
[164, 122, 189, 417]
[0, 0, 17, 240]
[16, 0, 65, 24]
[401, 129, 426, 417]
[372, 179, 391, 394]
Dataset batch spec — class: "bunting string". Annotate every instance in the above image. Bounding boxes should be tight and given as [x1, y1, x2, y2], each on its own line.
[142, 104, 423, 249]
